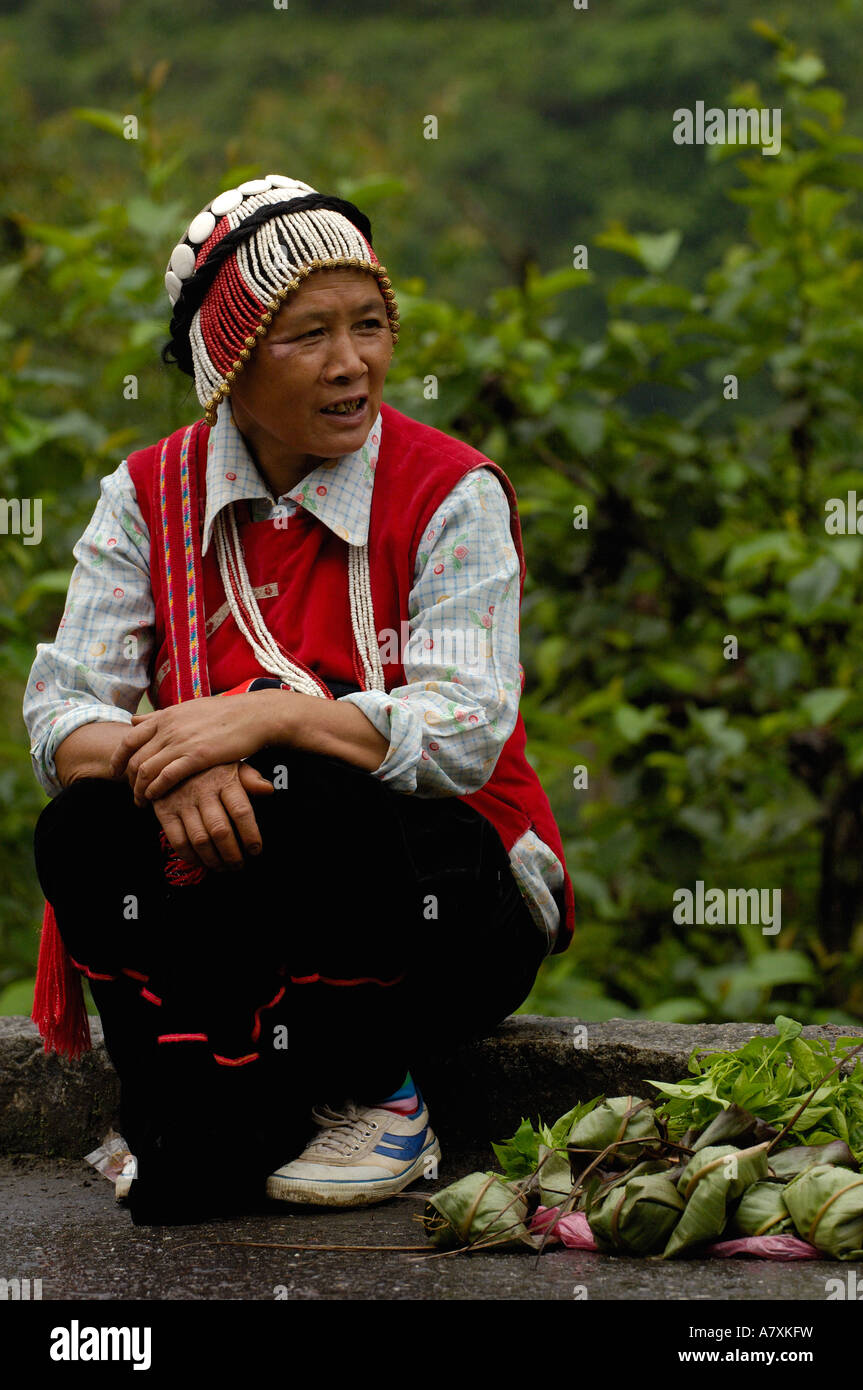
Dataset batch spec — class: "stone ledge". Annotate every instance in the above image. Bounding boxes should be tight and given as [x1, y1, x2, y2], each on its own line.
[2, 1015, 861, 1159]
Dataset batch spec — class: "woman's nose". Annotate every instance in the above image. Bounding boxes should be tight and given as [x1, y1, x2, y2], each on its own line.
[324, 328, 366, 378]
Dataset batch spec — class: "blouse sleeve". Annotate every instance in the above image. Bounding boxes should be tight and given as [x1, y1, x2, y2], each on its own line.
[338, 466, 522, 796]
[22, 461, 156, 797]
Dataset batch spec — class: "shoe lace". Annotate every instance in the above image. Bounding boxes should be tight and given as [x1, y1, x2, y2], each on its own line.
[301, 1101, 380, 1158]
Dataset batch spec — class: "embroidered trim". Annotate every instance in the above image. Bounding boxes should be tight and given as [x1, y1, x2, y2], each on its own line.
[205, 582, 279, 639]
[212, 1051, 260, 1067]
[158, 437, 183, 703]
[179, 424, 204, 699]
[289, 972, 405, 987]
[68, 956, 117, 982]
[250, 984, 286, 1043]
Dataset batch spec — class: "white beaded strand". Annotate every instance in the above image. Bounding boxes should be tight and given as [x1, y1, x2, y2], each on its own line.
[213, 501, 386, 696]
[348, 544, 386, 690]
[214, 506, 322, 694]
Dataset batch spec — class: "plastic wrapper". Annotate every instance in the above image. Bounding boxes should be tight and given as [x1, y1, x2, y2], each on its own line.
[83, 1130, 135, 1185]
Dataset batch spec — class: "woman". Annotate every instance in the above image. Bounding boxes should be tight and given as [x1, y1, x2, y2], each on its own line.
[24, 175, 575, 1226]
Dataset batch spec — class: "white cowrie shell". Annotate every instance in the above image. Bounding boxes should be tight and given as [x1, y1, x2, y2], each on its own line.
[165, 269, 182, 303]
[188, 210, 216, 244]
[170, 243, 196, 279]
[210, 189, 243, 216]
[266, 175, 315, 192]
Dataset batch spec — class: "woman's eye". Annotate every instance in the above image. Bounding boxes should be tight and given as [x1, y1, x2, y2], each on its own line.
[294, 320, 381, 340]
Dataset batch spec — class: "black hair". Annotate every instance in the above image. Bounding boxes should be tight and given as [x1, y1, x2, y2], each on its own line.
[161, 194, 375, 379]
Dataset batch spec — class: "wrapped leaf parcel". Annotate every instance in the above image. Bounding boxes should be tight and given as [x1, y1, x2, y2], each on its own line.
[421, 1172, 536, 1252]
[588, 1171, 685, 1255]
[782, 1164, 863, 1261]
[663, 1142, 770, 1258]
[728, 1181, 793, 1238]
[566, 1096, 661, 1169]
[537, 1143, 574, 1208]
[768, 1141, 858, 1180]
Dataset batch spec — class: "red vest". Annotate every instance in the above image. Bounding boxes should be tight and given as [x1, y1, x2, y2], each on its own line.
[126, 402, 575, 951]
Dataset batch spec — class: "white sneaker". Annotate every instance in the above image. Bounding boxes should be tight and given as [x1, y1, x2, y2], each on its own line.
[266, 1091, 441, 1207]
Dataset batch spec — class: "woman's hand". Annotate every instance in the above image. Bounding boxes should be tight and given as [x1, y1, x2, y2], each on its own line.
[110, 694, 281, 805]
[152, 761, 275, 871]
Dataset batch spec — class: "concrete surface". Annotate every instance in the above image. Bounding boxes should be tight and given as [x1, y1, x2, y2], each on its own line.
[1, 1154, 858, 1302]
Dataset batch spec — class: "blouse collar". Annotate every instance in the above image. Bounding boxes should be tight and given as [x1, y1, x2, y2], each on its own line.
[201, 398, 383, 556]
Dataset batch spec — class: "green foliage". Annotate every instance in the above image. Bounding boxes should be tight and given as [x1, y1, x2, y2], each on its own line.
[490, 1097, 602, 1180]
[648, 1015, 863, 1159]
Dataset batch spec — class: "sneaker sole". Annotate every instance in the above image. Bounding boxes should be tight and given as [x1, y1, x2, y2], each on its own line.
[265, 1137, 442, 1207]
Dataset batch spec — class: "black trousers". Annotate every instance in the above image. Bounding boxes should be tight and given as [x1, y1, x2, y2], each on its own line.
[33, 746, 546, 1223]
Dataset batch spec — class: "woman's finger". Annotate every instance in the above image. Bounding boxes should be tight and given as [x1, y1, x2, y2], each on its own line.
[110, 719, 160, 775]
[179, 805, 224, 872]
[220, 781, 264, 856]
[238, 764, 276, 796]
[144, 752, 211, 801]
[127, 738, 170, 795]
[198, 794, 244, 869]
[153, 808, 205, 871]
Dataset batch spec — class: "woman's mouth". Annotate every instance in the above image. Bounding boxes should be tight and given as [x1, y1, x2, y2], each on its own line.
[320, 396, 368, 421]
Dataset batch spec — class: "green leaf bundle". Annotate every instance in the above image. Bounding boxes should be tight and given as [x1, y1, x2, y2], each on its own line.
[728, 1181, 793, 1238]
[421, 1172, 535, 1252]
[783, 1163, 863, 1260]
[537, 1143, 574, 1208]
[663, 1142, 770, 1258]
[567, 1096, 661, 1168]
[768, 1140, 858, 1180]
[588, 1171, 685, 1255]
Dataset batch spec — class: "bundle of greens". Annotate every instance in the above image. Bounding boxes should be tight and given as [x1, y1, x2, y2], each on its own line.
[647, 1016, 863, 1162]
[420, 1172, 536, 1252]
[662, 1143, 769, 1257]
[588, 1170, 685, 1255]
[783, 1164, 863, 1260]
[567, 1096, 662, 1170]
[728, 1180, 794, 1238]
[419, 1016, 863, 1260]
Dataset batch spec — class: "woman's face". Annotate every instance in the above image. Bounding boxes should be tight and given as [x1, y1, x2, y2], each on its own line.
[228, 266, 394, 466]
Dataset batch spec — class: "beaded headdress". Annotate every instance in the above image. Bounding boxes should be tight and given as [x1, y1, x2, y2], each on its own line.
[164, 175, 400, 425]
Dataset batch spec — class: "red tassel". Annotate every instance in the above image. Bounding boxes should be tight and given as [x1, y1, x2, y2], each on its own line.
[158, 831, 207, 886]
[31, 902, 91, 1059]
